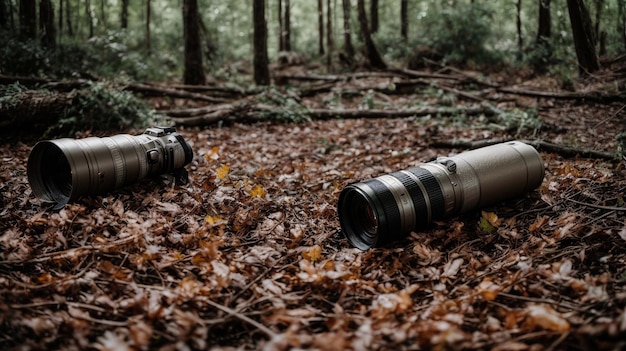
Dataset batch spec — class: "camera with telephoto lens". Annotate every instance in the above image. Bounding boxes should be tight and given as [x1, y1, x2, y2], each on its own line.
[337, 141, 545, 250]
[27, 127, 193, 209]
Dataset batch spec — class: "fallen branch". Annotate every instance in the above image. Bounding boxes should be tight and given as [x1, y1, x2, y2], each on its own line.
[169, 104, 494, 126]
[497, 86, 624, 104]
[430, 138, 617, 160]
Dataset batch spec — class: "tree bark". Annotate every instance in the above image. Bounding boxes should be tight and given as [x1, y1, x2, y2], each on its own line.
[0, 0, 7, 29]
[65, 0, 73, 37]
[58, 0, 63, 39]
[183, 0, 206, 85]
[341, 0, 354, 61]
[318, 0, 324, 55]
[253, 0, 270, 85]
[593, 0, 603, 40]
[536, 0, 551, 44]
[617, 0, 626, 50]
[284, 0, 291, 51]
[516, 0, 523, 57]
[121, 0, 129, 29]
[146, 0, 151, 54]
[99, 0, 106, 29]
[85, 0, 94, 38]
[401, 0, 408, 41]
[369, 0, 378, 34]
[326, 0, 333, 71]
[356, 0, 386, 69]
[39, 0, 56, 50]
[278, 0, 284, 51]
[19, 0, 37, 40]
[566, 0, 600, 75]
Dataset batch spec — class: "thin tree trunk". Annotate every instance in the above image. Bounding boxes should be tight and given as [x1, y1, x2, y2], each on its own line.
[146, 0, 151, 54]
[370, 0, 378, 34]
[284, 0, 290, 51]
[278, 0, 284, 51]
[99, 0, 106, 29]
[356, 0, 386, 69]
[566, 0, 600, 75]
[516, 0, 523, 56]
[318, 0, 324, 55]
[121, 0, 128, 29]
[536, 0, 551, 44]
[19, 0, 37, 40]
[401, 0, 408, 41]
[341, 0, 354, 61]
[0, 0, 7, 29]
[66, 0, 73, 37]
[253, 0, 270, 85]
[9, 0, 15, 33]
[85, 0, 94, 38]
[40, 0, 56, 50]
[326, 0, 333, 71]
[593, 0, 603, 40]
[58, 0, 63, 39]
[183, 0, 206, 85]
[619, 0, 626, 50]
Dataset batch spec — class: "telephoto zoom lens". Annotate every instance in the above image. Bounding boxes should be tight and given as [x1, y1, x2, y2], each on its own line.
[27, 127, 193, 209]
[337, 141, 544, 250]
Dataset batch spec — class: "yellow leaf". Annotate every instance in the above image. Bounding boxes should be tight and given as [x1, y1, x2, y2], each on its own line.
[248, 184, 266, 198]
[216, 164, 230, 180]
[204, 214, 223, 225]
[482, 211, 501, 227]
[302, 245, 323, 261]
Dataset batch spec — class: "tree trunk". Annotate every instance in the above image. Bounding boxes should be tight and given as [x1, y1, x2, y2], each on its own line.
[566, 0, 600, 75]
[39, 0, 56, 50]
[342, 0, 354, 61]
[516, 0, 523, 56]
[284, 0, 291, 51]
[145, 0, 151, 54]
[356, 0, 386, 69]
[593, 0, 603, 40]
[85, 0, 94, 38]
[99, 0, 105, 29]
[536, 0, 551, 44]
[401, 0, 408, 41]
[318, 0, 324, 55]
[121, 0, 128, 29]
[617, 0, 626, 50]
[58, 0, 63, 39]
[0, 0, 7, 29]
[326, 0, 333, 71]
[9, 0, 15, 33]
[253, 0, 270, 85]
[278, 0, 284, 51]
[183, 0, 206, 85]
[369, 0, 378, 34]
[65, 0, 73, 37]
[19, 0, 37, 40]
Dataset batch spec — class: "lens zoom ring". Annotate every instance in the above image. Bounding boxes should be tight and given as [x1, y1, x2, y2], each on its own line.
[391, 171, 429, 230]
[364, 179, 403, 242]
[407, 167, 446, 220]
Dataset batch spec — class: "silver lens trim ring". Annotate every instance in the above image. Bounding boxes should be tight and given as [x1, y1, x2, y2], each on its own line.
[399, 170, 432, 224]
[376, 174, 416, 235]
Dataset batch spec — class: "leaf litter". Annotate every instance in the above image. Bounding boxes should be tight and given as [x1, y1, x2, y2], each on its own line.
[1, 88, 626, 350]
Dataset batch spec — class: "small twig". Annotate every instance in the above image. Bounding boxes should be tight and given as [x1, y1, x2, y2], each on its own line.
[205, 299, 277, 339]
[593, 103, 626, 128]
[564, 197, 626, 211]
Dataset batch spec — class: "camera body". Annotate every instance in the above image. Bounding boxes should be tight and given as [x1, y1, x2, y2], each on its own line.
[338, 141, 545, 250]
[27, 127, 193, 208]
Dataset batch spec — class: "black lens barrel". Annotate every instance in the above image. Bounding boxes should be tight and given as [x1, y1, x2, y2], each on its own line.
[338, 167, 445, 250]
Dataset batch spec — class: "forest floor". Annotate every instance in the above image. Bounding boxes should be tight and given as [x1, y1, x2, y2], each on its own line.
[1, 63, 626, 350]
